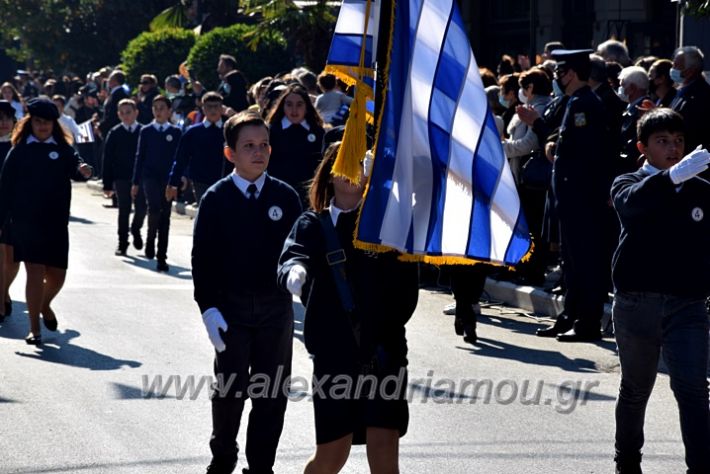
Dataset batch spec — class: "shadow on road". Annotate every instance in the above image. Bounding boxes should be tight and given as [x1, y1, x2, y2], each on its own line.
[119, 255, 192, 280]
[0, 302, 142, 370]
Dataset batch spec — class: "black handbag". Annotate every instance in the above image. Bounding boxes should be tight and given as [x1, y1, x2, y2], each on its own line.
[520, 151, 552, 191]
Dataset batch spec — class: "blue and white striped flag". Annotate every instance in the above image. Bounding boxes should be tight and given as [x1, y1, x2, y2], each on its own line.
[76, 119, 95, 144]
[357, 0, 531, 266]
[325, 0, 380, 94]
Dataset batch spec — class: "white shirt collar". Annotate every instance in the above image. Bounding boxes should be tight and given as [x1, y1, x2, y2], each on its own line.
[0, 134, 10, 143]
[641, 160, 662, 175]
[281, 116, 310, 131]
[231, 170, 266, 198]
[27, 135, 57, 145]
[152, 121, 169, 131]
[327, 198, 360, 226]
[110, 85, 122, 95]
[123, 122, 139, 132]
[203, 119, 223, 128]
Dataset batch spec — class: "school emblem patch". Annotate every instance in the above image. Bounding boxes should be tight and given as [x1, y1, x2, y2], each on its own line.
[268, 206, 283, 221]
[307, 133, 316, 143]
[692, 207, 704, 222]
[574, 113, 587, 127]
[166, 134, 173, 142]
[48, 151, 59, 160]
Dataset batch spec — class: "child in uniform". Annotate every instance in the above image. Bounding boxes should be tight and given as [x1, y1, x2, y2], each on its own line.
[0, 98, 92, 344]
[131, 95, 180, 272]
[0, 100, 17, 321]
[103, 98, 146, 255]
[192, 111, 302, 474]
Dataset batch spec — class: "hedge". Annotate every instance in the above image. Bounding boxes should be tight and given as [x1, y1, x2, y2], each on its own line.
[121, 29, 196, 86]
[187, 23, 294, 90]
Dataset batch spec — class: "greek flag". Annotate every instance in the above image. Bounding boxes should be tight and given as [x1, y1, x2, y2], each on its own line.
[325, 0, 379, 93]
[357, 0, 531, 266]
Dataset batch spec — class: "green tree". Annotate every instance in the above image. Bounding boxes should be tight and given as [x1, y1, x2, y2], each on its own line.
[0, 0, 175, 75]
[121, 29, 196, 86]
[187, 23, 293, 90]
[243, 0, 337, 71]
[685, 1, 710, 17]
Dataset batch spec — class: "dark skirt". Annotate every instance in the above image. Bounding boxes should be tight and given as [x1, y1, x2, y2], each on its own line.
[311, 353, 409, 445]
[12, 222, 69, 269]
[0, 220, 12, 245]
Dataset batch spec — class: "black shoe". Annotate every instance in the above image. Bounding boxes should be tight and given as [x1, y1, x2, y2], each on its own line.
[536, 313, 574, 337]
[156, 260, 169, 272]
[115, 246, 127, 256]
[25, 333, 42, 345]
[5, 299, 11, 316]
[144, 242, 155, 260]
[205, 459, 236, 474]
[42, 317, 58, 332]
[615, 452, 642, 473]
[462, 322, 477, 344]
[132, 232, 143, 250]
[556, 328, 602, 342]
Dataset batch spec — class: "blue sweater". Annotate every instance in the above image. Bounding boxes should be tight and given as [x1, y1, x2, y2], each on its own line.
[132, 123, 181, 185]
[168, 122, 226, 187]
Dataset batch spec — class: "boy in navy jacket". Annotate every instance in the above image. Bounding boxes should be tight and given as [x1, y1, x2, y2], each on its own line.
[166, 92, 227, 205]
[103, 98, 145, 255]
[131, 95, 180, 272]
[611, 108, 710, 473]
[192, 111, 301, 474]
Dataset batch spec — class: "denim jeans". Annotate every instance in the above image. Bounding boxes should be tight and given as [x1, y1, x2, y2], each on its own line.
[613, 291, 710, 473]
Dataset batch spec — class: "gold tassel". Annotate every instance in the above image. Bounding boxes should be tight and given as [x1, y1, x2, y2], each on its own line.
[331, 84, 368, 183]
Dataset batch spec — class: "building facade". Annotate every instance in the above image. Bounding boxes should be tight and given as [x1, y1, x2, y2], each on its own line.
[459, 0, 677, 69]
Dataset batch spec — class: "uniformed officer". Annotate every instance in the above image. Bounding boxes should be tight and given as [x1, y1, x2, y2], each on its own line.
[535, 49, 612, 342]
[192, 111, 301, 474]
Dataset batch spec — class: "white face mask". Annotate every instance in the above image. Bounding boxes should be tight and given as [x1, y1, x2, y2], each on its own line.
[518, 88, 528, 105]
[616, 86, 629, 102]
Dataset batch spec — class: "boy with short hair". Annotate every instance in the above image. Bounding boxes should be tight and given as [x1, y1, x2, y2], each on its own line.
[611, 107, 710, 473]
[131, 95, 180, 272]
[103, 98, 146, 255]
[166, 91, 227, 205]
[192, 111, 301, 474]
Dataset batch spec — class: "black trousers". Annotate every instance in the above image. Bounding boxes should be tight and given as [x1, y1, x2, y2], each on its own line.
[210, 300, 294, 473]
[114, 179, 146, 248]
[143, 178, 171, 260]
[558, 208, 609, 332]
[450, 265, 489, 323]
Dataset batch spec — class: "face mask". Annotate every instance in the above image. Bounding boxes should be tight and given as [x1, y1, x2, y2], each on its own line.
[616, 86, 629, 102]
[670, 68, 683, 84]
[518, 88, 528, 105]
[552, 80, 564, 97]
[498, 95, 510, 108]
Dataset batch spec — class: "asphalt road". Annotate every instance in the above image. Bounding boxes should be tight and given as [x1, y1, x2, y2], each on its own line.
[0, 183, 690, 473]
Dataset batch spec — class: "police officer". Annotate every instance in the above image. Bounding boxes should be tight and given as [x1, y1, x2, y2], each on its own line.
[535, 49, 612, 342]
[193, 111, 301, 474]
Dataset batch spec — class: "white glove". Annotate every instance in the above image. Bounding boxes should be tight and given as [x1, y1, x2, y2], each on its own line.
[202, 307, 228, 353]
[363, 150, 374, 178]
[286, 265, 307, 297]
[669, 146, 710, 185]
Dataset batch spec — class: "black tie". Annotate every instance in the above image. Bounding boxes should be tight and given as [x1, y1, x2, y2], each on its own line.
[247, 183, 258, 201]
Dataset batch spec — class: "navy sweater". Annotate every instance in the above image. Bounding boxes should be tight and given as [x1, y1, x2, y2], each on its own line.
[191, 174, 302, 325]
[132, 123, 181, 185]
[102, 124, 140, 189]
[168, 122, 226, 187]
[611, 167, 710, 297]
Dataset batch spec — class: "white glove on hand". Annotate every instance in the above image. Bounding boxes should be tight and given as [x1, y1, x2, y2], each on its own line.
[363, 150, 374, 178]
[669, 146, 710, 185]
[286, 265, 307, 297]
[202, 307, 228, 353]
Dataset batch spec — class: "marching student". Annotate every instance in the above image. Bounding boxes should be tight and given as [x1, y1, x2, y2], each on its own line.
[0, 100, 18, 321]
[131, 95, 180, 272]
[278, 142, 419, 474]
[192, 110, 301, 474]
[0, 98, 92, 344]
[611, 108, 710, 473]
[103, 99, 146, 256]
[166, 92, 227, 206]
[266, 83, 325, 205]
